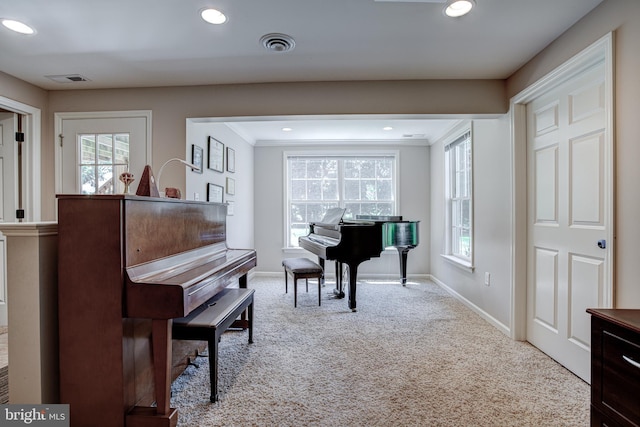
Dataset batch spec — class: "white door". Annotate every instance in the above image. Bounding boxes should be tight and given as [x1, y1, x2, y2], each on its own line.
[526, 61, 611, 383]
[0, 112, 16, 325]
[57, 113, 150, 194]
[0, 112, 17, 221]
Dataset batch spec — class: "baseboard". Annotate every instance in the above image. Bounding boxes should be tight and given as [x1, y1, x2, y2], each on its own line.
[427, 274, 512, 338]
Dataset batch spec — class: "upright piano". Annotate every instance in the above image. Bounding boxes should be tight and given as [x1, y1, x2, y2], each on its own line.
[298, 209, 419, 311]
[57, 195, 257, 427]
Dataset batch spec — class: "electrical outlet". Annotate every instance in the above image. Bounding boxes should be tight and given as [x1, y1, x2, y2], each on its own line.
[484, 272, 491, 286]
[194, 192, 200, 201]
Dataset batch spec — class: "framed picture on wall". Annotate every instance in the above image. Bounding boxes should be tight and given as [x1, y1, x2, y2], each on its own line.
[207, 183, 224, 203]
[191, 144, 203, 174]
[227, 200, 235, 216]
[226, 147, 235, 173]
[226, 177, 235, 195]
[208, 137, 224, 172]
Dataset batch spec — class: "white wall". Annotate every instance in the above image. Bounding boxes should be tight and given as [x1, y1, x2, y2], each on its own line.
[430, 118, 512, 331]
[185, 120, 255, 250]
[254, 143, 430, 278]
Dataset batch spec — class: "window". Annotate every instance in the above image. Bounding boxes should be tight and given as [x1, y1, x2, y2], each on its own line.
[79, 133, 130, 194]
[444, 130, 473, 266]
[286, 154, 397, 247]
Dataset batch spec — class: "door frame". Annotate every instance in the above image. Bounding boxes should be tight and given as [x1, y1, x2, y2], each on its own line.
[509, 32, 615, 340]
[54, 110, 153, 197]
[0, 97, 41, 222]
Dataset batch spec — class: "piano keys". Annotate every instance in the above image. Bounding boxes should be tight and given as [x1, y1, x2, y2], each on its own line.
[57, 195, 256, 427]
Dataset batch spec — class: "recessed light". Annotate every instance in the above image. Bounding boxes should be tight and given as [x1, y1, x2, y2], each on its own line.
[383, 126, 393, 131]
[444, 0, 475, 18]
[200, 8, 227, 25]
[1, 19, 35, 35]
[282, 127, 293, 132]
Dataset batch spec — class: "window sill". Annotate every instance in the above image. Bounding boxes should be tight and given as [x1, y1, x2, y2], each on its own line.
[440, 254, 474, 272]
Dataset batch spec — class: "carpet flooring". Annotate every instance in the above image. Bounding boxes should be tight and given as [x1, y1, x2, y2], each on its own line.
[170, 276, 589, 426]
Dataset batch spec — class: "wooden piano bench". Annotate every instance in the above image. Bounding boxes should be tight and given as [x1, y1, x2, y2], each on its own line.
[172, 287, 254, 403]
[282, 258, 323, 307]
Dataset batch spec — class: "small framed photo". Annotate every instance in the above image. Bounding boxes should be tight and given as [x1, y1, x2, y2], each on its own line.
[208, 137, 224, 173]
[227, 200, 235, 216]
[226, 177, 235, 195]
[191, 144, 203, 174]
[207, 183, 224, 203]
[226, 147, 235, 173]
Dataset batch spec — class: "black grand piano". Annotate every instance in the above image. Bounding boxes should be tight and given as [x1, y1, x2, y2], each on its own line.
[299, 208, 419, 311]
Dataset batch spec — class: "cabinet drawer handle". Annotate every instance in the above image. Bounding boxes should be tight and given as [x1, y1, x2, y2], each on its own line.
[623, 355, 640, 369]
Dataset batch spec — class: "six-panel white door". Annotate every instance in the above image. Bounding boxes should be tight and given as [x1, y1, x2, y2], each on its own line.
[526, 61, 610, 383]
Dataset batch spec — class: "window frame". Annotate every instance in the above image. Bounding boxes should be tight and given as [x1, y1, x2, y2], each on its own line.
[283, 150, 399, 249]
[442, 127, 474, 270]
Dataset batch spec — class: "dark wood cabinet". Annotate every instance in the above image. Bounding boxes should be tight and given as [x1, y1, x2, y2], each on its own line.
[587, 309, 640, 427]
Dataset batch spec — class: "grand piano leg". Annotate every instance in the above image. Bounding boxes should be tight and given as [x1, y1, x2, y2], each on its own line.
[398, 247, 411, 286]
[334, 262, 345, 298]
[126, 319, 178, 427]
[347, 263, 359, 312]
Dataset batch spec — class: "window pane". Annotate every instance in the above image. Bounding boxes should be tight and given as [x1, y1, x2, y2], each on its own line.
[80, 135, 96, 164]
[344, 160, 359, 178]
[322, 179, 338, 200]
[377, 180, 392, 200]
[360, 160, 375, 178]
[287, 155, 396, 247]
[292, 180, 307, 200]
[78, 132, 130, 195]
[377, 159, 392, 178]
[114, 134, 130, 166]
[462, 199, 470, 227]
[308, 179, 322, 199]
[307, 160, 323, 178]
[344, 180, 360, 199]
[291, 159, 307, 179]
[97, 134, 113, 164]
[290, 203, 306, 223]
[97, 165, 113, 194]
[81, 165, 96, 194]
[446, 131, 472, 261]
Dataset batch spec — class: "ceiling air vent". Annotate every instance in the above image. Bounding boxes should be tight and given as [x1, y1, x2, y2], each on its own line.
[45, 74, 91, 83]
[260, 33, 295, 53]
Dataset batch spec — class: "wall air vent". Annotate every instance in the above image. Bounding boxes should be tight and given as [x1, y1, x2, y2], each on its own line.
[260, 33, 296, 53]
[45, 74, 91, 83]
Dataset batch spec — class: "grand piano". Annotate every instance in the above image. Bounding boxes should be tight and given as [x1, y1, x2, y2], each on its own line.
[299, 208, 419, 311]
[57, 195, 256, 427]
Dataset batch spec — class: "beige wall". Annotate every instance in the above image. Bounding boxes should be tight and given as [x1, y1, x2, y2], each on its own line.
[507, 0, 640, 307]
[430, 118, 512, 331]
[44, 80, 505, 220]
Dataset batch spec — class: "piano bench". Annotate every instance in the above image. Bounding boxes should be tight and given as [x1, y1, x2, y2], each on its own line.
[282, 258, 323, 307]
[172, 287, 254, 403]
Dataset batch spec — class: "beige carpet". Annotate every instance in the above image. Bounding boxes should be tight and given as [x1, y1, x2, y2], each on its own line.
[170, 276, 589, 426]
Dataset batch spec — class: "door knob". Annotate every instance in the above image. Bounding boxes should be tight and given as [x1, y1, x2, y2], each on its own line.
[597, 239, 606, 249]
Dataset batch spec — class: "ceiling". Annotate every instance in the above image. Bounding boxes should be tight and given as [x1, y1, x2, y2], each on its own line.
[0, 0, 603, 143]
